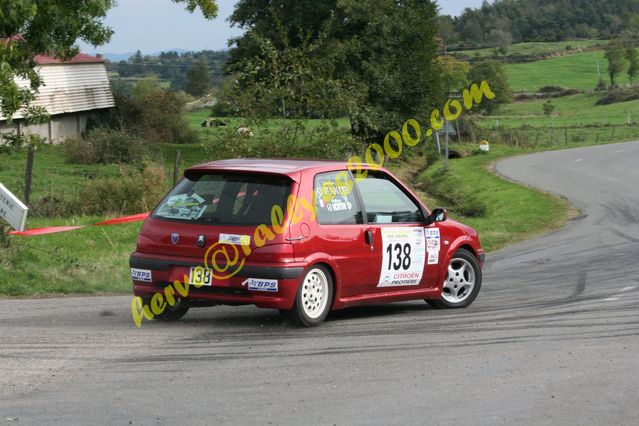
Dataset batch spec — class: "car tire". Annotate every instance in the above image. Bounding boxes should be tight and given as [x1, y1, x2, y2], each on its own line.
[289, 265, 333, 327]
[427, 249, 481, 309]
[150, 298, 190, 321]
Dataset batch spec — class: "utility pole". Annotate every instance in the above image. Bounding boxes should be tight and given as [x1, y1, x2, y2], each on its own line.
[444, 120, 450, 170]
[434, 131, 441, 154]
[24, 145, 35, 205]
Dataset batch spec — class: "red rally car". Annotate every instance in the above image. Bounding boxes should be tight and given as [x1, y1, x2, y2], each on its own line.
[130, 159, 485, 327]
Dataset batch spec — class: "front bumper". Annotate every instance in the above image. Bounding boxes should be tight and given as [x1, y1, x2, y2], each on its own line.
[130, 253, 306, 310]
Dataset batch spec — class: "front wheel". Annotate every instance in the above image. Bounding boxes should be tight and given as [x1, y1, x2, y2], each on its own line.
[427, 249, 481, 309]
[288, 265, 333, 327]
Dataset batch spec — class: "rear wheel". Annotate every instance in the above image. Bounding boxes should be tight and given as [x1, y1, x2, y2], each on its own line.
[288, 265, 333, 327]
[149, 298, 190, 321]
[427, 249, 481, 309]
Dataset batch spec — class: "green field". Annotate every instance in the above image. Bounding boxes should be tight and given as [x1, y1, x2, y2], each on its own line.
[456, 39, 604, 59]
[506, 50, 638, 92]
[1, 216, 142, 296]
[485, 93, 639, 128]
[0, 142, 208, 205]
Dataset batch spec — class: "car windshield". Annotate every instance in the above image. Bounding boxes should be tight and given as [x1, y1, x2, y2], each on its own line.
[152, 172, 292, 226]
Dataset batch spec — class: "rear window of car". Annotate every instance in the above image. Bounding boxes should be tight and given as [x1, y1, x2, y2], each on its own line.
[152, 172, 292, 226]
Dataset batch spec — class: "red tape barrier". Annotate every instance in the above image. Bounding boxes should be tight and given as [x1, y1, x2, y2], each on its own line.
[9, 212, 149, 236]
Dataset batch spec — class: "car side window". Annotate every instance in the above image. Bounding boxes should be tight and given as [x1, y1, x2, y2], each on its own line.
[356, 172, 424, 223]
[314, 171, 363, 225]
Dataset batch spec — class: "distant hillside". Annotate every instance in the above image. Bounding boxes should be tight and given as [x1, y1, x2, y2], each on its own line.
[105, 50, 229, 92]
[441, 0, 639, 46]
[96, 49, 190, 63]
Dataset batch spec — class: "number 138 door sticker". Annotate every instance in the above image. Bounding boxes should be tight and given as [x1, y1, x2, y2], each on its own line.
[379, 227, 426, 287]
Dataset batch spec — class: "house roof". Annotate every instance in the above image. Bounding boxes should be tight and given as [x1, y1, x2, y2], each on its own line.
[34, 53, 105, 65]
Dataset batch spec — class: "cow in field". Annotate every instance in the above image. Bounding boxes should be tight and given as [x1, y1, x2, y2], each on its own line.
[237, 127, 254, 137]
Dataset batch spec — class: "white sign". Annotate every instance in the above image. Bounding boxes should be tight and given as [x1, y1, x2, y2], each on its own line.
[131, 268, 152, 282]
[425, 228, 441, 265]
[378, 227, 426, 287]
[0, 183, 28, 231]
[243, 278, 279, 292]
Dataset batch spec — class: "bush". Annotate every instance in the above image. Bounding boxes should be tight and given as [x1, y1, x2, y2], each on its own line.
[596, 88, 639, 105]
[89, 128, 149, 164]
[539, 85, 564, 93]
[78, 165, 168, 215]
[63, 137, 95, 164]
[543, 100, 555, 116]
[63, 128, 149, 165]
[31, 193, 72, 218]
[116, 79, 200, 144]
[596, 79, 608, 91]
[203, 119, 354, 161]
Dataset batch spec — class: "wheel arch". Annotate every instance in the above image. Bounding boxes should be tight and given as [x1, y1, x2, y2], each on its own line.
[303, 260, 339, 311]
[458, 244, 478, 258]
[441, 237, 479, 276]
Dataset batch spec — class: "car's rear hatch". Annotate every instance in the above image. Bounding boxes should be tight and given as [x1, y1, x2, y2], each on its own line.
[137, 170, 297, 260]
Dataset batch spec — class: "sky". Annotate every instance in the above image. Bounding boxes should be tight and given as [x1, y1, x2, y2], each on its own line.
[79, 0, 487, 55]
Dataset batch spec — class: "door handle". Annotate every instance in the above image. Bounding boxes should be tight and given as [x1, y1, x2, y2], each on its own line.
[365, 230, 374, 245]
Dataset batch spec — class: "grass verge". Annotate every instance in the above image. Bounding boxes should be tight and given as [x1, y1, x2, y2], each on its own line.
[418, 144, 573, 252]
[1, 216, 141, 297]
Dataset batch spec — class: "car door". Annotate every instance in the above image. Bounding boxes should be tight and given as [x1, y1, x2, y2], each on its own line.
[305, 170, 376, 298]
[353, 170, 442, 293]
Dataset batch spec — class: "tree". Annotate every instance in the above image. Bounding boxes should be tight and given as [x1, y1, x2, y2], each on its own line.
[451, 0, 639, 45]
[227, 0, 444, 146]
[0, 0, 218, 152]
[437, 56, 470, 95]
[128, 50, 146, 75]
[604, 40, 627, 87]
[436, 15, 457, 52]
[626, 48, 639, 83]
[468, 60, 512, 114]
[185, 61, 211, 97]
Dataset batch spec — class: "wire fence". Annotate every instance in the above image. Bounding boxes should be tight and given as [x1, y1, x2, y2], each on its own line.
[470, 122, 639, 148]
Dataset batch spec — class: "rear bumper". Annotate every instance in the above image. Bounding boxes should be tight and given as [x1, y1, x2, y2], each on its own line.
[130, 253, 305, 310]
[130, 255, 304, 280]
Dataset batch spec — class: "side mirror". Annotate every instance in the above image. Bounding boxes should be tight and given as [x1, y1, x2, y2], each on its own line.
[426, 208, 448, 225]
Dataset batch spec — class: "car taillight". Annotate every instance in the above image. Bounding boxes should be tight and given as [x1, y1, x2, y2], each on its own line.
[247, 243, 296, 263]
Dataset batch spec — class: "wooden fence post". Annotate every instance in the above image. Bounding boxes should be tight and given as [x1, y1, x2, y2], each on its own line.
[564, 128, 568, 145]
[611, 127, 616, 142]
[24, 145, 35, 205]
[596, 133, 600, 144]
[173, 150, 182, 185]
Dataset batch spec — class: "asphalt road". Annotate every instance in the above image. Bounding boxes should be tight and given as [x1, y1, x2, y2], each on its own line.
[2, 141, 638, 425]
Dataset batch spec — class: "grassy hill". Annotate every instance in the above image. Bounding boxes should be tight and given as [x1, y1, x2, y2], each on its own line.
[455, 40, 605, 59]
[490, 93, 639, 128]
[505, 50, 639, 92]
[471, 41, 639, 148]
